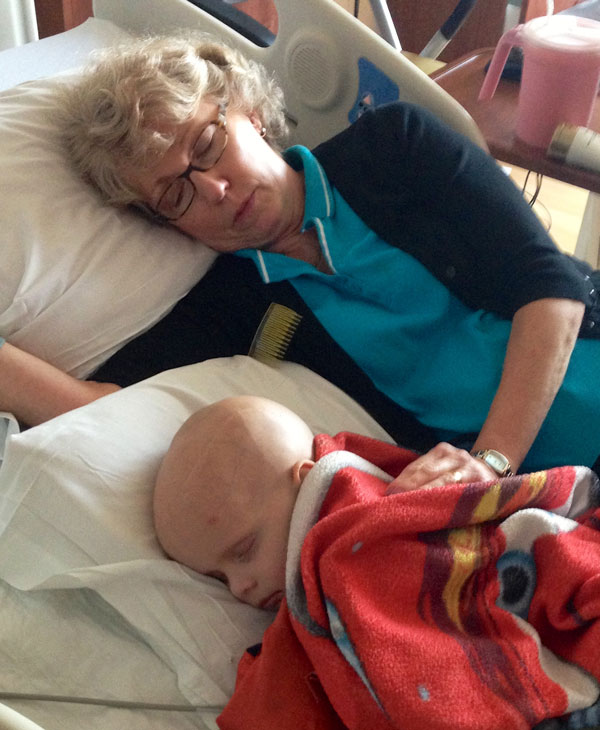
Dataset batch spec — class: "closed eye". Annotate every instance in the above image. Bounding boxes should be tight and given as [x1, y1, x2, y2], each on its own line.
[233, 535, 256, 563]
[191, 123, 217, 164]
[154, 122, 217, 205]
[161, 178, 187, 207]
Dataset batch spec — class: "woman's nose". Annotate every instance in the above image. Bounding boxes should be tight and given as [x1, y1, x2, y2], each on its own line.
[191, 168, 229, 203]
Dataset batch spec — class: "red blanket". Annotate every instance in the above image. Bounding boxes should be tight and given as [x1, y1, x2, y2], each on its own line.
[218, 433, 600, 730]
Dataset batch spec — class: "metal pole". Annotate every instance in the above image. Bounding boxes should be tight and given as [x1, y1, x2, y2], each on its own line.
[367, 0, 402, 51]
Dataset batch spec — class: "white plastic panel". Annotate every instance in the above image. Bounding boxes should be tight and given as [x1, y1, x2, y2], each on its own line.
[0, 704, 46, 730]
[92, 0, 485, 149]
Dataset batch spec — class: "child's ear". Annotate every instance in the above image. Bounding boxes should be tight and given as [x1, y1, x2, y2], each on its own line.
[292, 459, 315, 487]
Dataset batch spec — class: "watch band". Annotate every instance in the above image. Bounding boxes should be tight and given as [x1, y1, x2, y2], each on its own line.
[471, 449, 513, 477]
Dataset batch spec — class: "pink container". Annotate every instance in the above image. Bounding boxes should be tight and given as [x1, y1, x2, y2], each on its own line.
[479, 15, 600, 148]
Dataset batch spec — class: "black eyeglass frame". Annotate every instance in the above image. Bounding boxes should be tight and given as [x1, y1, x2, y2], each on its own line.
[149, 103, 228, 224]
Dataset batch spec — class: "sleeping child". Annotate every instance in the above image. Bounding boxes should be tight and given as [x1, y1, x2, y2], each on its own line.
[153, 395, 600, 730]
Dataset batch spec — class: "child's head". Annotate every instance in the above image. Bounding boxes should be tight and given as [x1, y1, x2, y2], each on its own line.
[153, 395, 315, 611]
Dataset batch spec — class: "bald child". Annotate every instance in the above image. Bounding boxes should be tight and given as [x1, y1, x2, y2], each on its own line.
[153, 395, 317, 612]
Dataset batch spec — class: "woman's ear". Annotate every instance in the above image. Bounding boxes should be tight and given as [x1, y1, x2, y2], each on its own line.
[292, 459, 315, 487]
[249, 112, 261, 131]
[249, 112, 266, 138]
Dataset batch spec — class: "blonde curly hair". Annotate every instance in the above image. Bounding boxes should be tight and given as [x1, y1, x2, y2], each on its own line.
[56, 33, 288, 206]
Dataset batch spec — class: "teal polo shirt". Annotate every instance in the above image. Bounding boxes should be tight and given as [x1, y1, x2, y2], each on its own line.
[238, 146, 599, 471]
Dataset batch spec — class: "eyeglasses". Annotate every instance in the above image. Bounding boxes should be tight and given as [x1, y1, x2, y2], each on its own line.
[152, 104, 228, 222]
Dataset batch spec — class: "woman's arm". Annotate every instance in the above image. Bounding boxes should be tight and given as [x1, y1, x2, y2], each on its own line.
[387, 297, 585, 491]
[0, 341, 120, 427]
[470, 297, 584, 471]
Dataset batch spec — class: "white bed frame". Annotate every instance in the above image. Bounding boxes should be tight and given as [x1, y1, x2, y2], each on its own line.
[0, 704, 46, 730]
[92, 0, 486, 150]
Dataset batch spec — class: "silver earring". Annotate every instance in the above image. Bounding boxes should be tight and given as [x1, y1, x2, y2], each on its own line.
[260, 126, 266, 138]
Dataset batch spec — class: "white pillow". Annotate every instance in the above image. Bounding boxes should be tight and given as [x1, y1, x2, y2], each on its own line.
[0, 71, 215, 378]
[0, 356, 392, 705]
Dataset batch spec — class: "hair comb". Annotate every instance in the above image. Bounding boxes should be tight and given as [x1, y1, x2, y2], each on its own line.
[248, 302, 302, 365]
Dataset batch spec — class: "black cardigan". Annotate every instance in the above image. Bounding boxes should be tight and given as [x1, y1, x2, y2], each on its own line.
[313, 102, 599, 330]
[94, 103, 600, 449]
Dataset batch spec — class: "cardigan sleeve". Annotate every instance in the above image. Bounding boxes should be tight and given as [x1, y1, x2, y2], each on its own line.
[312, 102, 597, 322]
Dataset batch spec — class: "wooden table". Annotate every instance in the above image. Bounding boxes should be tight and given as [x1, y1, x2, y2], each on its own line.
[431, 48, 600, 195]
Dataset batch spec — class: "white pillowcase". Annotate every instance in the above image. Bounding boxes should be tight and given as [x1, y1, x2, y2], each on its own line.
[0, 70, 215, 379]
[0, 356, 392, 705]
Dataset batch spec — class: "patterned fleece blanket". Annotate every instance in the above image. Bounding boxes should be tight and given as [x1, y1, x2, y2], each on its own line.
[218, 432, 600, 730]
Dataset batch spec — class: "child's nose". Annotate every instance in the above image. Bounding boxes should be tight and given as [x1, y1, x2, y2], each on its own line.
[228, 572, 257, 602]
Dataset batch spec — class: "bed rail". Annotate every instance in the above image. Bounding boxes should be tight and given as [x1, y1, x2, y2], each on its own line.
[184, 0, 275, 47]
[92, 0, 486, 149]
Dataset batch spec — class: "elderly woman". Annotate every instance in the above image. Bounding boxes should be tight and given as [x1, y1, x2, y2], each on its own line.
[2, 34, 598, 488]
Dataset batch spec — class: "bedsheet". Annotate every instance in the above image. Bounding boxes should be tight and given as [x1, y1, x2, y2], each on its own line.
[0, 578, 218, 730]
[220, 433, 600, 730]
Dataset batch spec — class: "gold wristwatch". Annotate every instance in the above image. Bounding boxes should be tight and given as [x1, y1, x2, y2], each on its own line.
[471, 449, 513, 477]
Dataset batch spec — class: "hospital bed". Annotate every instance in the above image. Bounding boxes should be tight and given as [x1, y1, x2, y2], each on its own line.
[0, 1, 485, 728]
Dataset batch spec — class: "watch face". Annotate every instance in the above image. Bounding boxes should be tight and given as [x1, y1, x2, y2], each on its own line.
[473, 449, 511, 476]
[486, 451, 507, 473]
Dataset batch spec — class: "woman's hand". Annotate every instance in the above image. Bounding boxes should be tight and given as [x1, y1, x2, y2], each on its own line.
[386, 442, 497, 494]
[0, 342, 121, 427]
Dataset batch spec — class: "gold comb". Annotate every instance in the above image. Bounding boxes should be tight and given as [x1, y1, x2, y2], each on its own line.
[248, 302, 303, 365]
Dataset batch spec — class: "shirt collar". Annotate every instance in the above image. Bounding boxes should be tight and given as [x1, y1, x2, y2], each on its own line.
[237, 145, 335, 283]
[283, 145, 335, 229]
